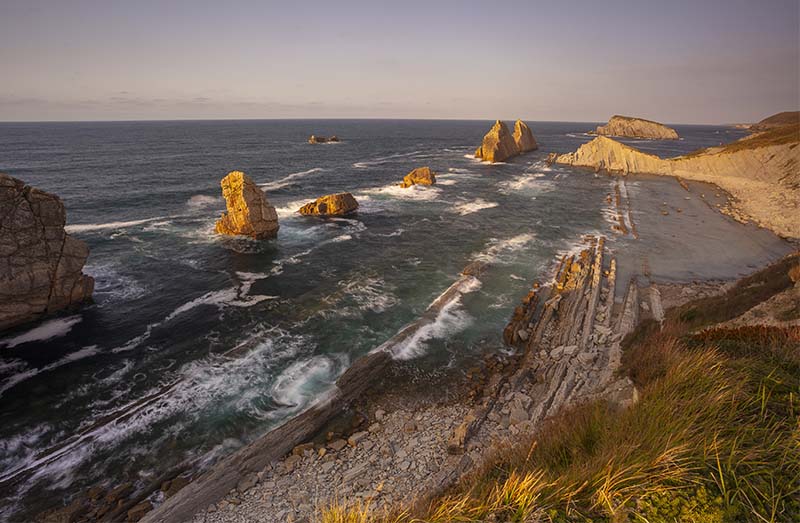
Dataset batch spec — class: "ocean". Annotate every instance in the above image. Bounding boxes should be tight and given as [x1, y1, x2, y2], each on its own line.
[0, 119, 789, 520]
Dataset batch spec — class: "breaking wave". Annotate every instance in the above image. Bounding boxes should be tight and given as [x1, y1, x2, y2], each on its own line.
[259, 168, 326, 191]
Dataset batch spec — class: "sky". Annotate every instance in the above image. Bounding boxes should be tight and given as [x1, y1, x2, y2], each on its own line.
[0, 0, 798, 124]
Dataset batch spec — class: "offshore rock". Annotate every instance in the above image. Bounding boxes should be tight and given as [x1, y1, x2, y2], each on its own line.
[308, 135, 340, 144]
[298, 192, 359, 216]
[0, 172, 94, 331]
[214, 171, 279, 239]
[513, 120, 538, 153]
[400, 166, 436, 188]
[593, 115, 679, 140]
[474, 120, 519, 163]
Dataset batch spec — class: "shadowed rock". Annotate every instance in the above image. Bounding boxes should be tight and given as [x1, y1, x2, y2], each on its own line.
[0, 173, 94, 331]
[298, 192, 358, 216]
[214, 171, 279, 239]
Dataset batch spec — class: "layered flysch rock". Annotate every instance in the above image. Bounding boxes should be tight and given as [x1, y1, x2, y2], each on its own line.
[555, 125, 800, 238]
[593, 115, 679, 140]
[298, 193, 359, 216]
[474, 120, 519, 163]
[215, 171, 279, 239]
[400, 166, 436, 188]
[0, 172, 94, 331]
[513, 119, 538, 153]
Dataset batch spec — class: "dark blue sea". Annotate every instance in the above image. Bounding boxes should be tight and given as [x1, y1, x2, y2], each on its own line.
[0, 119, 788, 520]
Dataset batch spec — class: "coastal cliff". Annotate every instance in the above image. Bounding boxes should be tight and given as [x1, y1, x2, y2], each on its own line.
[215, 171, 279, 239]
[593, 115, 679, 140]
[0, 173, 94, 331]
[749, 111, 799, 132]
[555, 124, 800, 238]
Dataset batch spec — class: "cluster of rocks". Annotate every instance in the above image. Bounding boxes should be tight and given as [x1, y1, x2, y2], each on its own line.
[591, 115, 680, 140]
[399, 166, 436, 188]
[0, 172, 94, 331]
[474, 120, 538, 163]
[308, 135, 340, 144]
[214, 171, 280, 239]
[298, 192, 359, 216]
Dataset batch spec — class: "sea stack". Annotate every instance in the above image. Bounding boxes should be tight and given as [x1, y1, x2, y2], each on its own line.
[0, 172, 94, 331]
[593, 115, 679, 140]
[215, 170, 279, 239]
[474, 120, 519, 163]
[308, 135, 340, 144]
[513, 119, 538, 153]
[400, 167, 436, 188]
[298, 193, 359, 216]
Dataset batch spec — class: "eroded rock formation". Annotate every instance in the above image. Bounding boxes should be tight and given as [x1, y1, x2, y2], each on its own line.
[298, 193, 358, 216]
[0, 173, 94, 331]
[474, 120, 519, 163]
[513, 120, 538, 153]
[400, 167, 436, 188]
[555, 125, 800, 238]
[214, 171, 279, 239]
[593, 115, 679, 140]
[308, 135, 340, 144]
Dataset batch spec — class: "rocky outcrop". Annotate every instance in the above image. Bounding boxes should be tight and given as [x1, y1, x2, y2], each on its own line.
[749, 111, 799, 132]
[555, 126, 800, 238]
[308, 135, 340, 144]
[215, 171, 279, 239]
[0, 173, 94, 331]
[474, 120, 519, 163]
[593, 115, 679, 140]
[298, 193, 358, 216]
[400, 167, 436, 188]
[513, 120, 538, 153]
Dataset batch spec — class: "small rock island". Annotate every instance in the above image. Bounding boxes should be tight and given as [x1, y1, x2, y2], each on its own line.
[592, 115, 679, 140]
[308, 135, 340, 144]
[215, 170, 279, 239]
[298, 193, 359, 216]
[475, 119, 539, 163]
[400, 166, 436, 188]
[0, 172, 94, 330]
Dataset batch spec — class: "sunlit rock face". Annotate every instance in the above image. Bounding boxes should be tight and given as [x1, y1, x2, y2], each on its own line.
[400, 166, 436, 188]
[215, 170, 279, 239]
[0, 172, 94, 331]
[474, 120, 519, 163]
[513, 120, 539, 153]
[593, 115, 679, 140]
[298, 192, 359, 216]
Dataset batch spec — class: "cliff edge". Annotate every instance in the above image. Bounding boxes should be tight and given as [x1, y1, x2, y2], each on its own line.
[593, 115, 679, 140]
[0, 173, 94, 331]
[555, 124, 800, 238]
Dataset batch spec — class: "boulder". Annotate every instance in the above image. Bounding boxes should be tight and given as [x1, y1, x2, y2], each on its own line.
[308, 135, 339, 144]
[0, 173, 94, 331]
[400, 166, 436, 188]
[513, 120, 538, 153]
[593, 115, 679, 140]
[298, 193, 358, 216]
[214, 171, 279, 239]
[474, 120, 519, 163]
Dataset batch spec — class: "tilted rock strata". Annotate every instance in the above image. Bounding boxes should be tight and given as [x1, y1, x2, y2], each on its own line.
[513, 119, 538, 153]
[298, 193, 359, 216]
[593, 115, 679, 140]
[400, 166, 436, 188]
[474, 120, 519, 163]
[215, 171, 279, 239]
[555, 134, 800, 238]
[0, 173, 94, 331]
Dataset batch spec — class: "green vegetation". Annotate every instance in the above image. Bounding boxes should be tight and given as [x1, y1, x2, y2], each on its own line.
[322, 256, 800, 523]
[682, 123, 799, 158]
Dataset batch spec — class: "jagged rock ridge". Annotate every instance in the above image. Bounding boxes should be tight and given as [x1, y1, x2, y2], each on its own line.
[0, 173, 94, 331]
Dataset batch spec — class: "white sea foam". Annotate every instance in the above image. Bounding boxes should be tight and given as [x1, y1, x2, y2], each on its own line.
[353, 150, 422, 169]
[186, 195, 221, 209]
[472, 233, 536, 264]
[360, 183, 442, 201]
[270, 355, 338, 408]
[437, 179, 457, 186]
[259, 168, 325, 191]
[274, 198, 314, 218]
[84, 263, 147, 302]
[66, 216, 177, 233]
[498, 173, 550, 194]
[0, 345, 100, 396]
[0, 316, 82, 348]
[452, 198, 498, 215]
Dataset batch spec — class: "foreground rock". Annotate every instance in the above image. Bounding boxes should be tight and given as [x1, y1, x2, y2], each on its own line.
[0, 173, 94, 331]
[400, 166, 436, 188]
[554, 124, 800, 238]
[474, 120, 520, 163]
[592, 115, 679, 140]
[298, 192, 358, 216]
[513, 119, 539, 152]
[308, 135, 340, 144]
[214, 171, 279, 239]
[749, 111, 799, 132]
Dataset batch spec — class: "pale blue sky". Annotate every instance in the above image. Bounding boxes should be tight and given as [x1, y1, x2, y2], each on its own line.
[1, 0, 797, 123]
